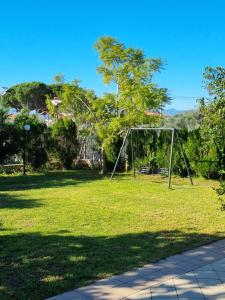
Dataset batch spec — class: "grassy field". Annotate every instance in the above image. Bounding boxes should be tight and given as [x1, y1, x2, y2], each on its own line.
[0, 171, 224, 299]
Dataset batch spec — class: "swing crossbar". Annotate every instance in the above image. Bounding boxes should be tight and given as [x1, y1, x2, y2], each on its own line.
[110, 127, 193, 189]
[130, 127, 174, 131]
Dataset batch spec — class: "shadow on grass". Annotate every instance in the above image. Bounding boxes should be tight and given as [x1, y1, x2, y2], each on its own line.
[0, 170, 104, 192]
[0, 230, 223, 299]
[0, 193, 43, 209]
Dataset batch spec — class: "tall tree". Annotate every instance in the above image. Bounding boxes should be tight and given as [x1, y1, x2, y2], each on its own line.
[53, 73, 65, 84]
[93, 36, 170, 172]
[1, 82, 51, 112]
[200, 66, 225, 173]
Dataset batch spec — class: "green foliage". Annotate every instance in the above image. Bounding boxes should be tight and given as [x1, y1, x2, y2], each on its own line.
[0, 107, 8, 125]
[214, 181, 225, 211]
[93, 36, 170, 163]
[201, 67, 225, 147]
[60, 81, 96, 128]
[0, 121, 20, 164]
[53, 73, 65, 84]
[51, 118, 78, 169]
[2, 82, 51, 112]
[14, 111, 49, 170]
[204, 66, 225, 98]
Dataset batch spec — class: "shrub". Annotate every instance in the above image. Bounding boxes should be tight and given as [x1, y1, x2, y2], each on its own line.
[14, 111, 49, 170]
[51, 118, 78, 169]
[0, 123, 21, 164]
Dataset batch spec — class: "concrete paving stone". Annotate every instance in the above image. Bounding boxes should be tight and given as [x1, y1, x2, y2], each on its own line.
[111, 276, 160, 290]
[212, 238, 225, 247]
[216, 258, 225, 264]
[213, 247, 225, 255]
[151, 297, 178, 300]
[47, 290, 91, 300]
[163, 254, 187, 264]
[183, 247, 215, 257]
[50, 239, 225, 300]
[175, 262, 200, 272]
[184, 258, 210, 267]
[176, 287, 204, 299]
[139, 268, 184, 285]
[193, 255, 225, 266]
[173, 276, 199, 287]
[113, 266, 162, 283]
[136, 280, 162, 290]
[202, 242, 225, 252]
[141, 263, 163, 271]
[125, 288, 151, 299]
[211, 263, 225, 272]
[193, 270, 220, 279]
[150, 280, 176, 295]
[200, 284, 225, 297]
[92, 277, 122, 286]
[196, 278, 223, 286]
[178, 298, 206, 300]
[198, 251, 224, 260]
[204, 298, 225, 300]
[77, 282, 140, 300]
[158, 261, 181, 269]
[215, 271, 225, 280]
[195, 264, 214, 272]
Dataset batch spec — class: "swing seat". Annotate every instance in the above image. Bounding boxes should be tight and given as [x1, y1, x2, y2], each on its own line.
[139, 166, 150, 174]
[159, 168, 169, 176]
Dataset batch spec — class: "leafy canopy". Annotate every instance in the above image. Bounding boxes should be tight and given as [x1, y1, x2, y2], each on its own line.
[201, 66, 225, 148]
[93, 36, 170, 160]
[1, 82, 51, 112]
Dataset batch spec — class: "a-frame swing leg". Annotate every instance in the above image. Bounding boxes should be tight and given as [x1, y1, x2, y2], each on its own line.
[110, 129, 130, 180]
[130, 129, 136, 178]
[175, 130, 193, 185]
[168, 128, 175, 189]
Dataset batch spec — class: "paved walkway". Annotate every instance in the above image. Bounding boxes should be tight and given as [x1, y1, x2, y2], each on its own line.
[48, 239, 225, 300]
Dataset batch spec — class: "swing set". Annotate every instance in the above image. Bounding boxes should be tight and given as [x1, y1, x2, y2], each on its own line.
[110, 127, 193, 188]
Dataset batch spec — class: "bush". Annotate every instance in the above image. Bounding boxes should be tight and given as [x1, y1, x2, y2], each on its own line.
[0, 122, 21, 164]
[14, 111, 49, 171]
[185, 129, 220, 178]
[51, 118, 78, 169]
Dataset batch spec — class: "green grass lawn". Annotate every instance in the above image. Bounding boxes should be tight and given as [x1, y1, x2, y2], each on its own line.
[0, 171, 224, 299]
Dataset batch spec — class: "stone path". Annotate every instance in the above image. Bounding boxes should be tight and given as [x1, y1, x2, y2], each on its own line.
[48, 239, 225, 300]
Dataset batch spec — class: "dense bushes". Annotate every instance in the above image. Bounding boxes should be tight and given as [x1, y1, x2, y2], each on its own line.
[0, 123, 21, 164]
[51, 118, 78, 169]
[0, 112, 78, 171]
[1, 110, 224, 178]
[14, 112, 49, 171]
[109, 128, 223, 179]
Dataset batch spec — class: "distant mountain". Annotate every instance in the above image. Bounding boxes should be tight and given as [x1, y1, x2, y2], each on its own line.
[163, 108, 186, 116]
[161, 108, 200, 131]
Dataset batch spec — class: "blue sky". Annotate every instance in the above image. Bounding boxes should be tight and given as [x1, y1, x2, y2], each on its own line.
[0, 0, 225, 110]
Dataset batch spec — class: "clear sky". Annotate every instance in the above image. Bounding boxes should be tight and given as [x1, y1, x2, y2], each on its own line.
[1, 0, 225, 110]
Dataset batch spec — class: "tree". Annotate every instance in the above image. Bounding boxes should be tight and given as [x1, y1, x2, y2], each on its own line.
[200, 66, 225, 174]
[0, 109, 20, 164]
[14, 111, 49, 170]
[60, 80, 96, 129]
[1, 82, 51, 112]
[53, 73, 65, 84]
[51, 118, 78, 169]
[93, 36, 170, 172]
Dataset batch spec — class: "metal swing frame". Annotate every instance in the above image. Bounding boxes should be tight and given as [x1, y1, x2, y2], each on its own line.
[110, 127, 193, 188]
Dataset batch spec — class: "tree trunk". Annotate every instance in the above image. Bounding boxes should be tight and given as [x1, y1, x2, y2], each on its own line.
[101, 146, 107, 174]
